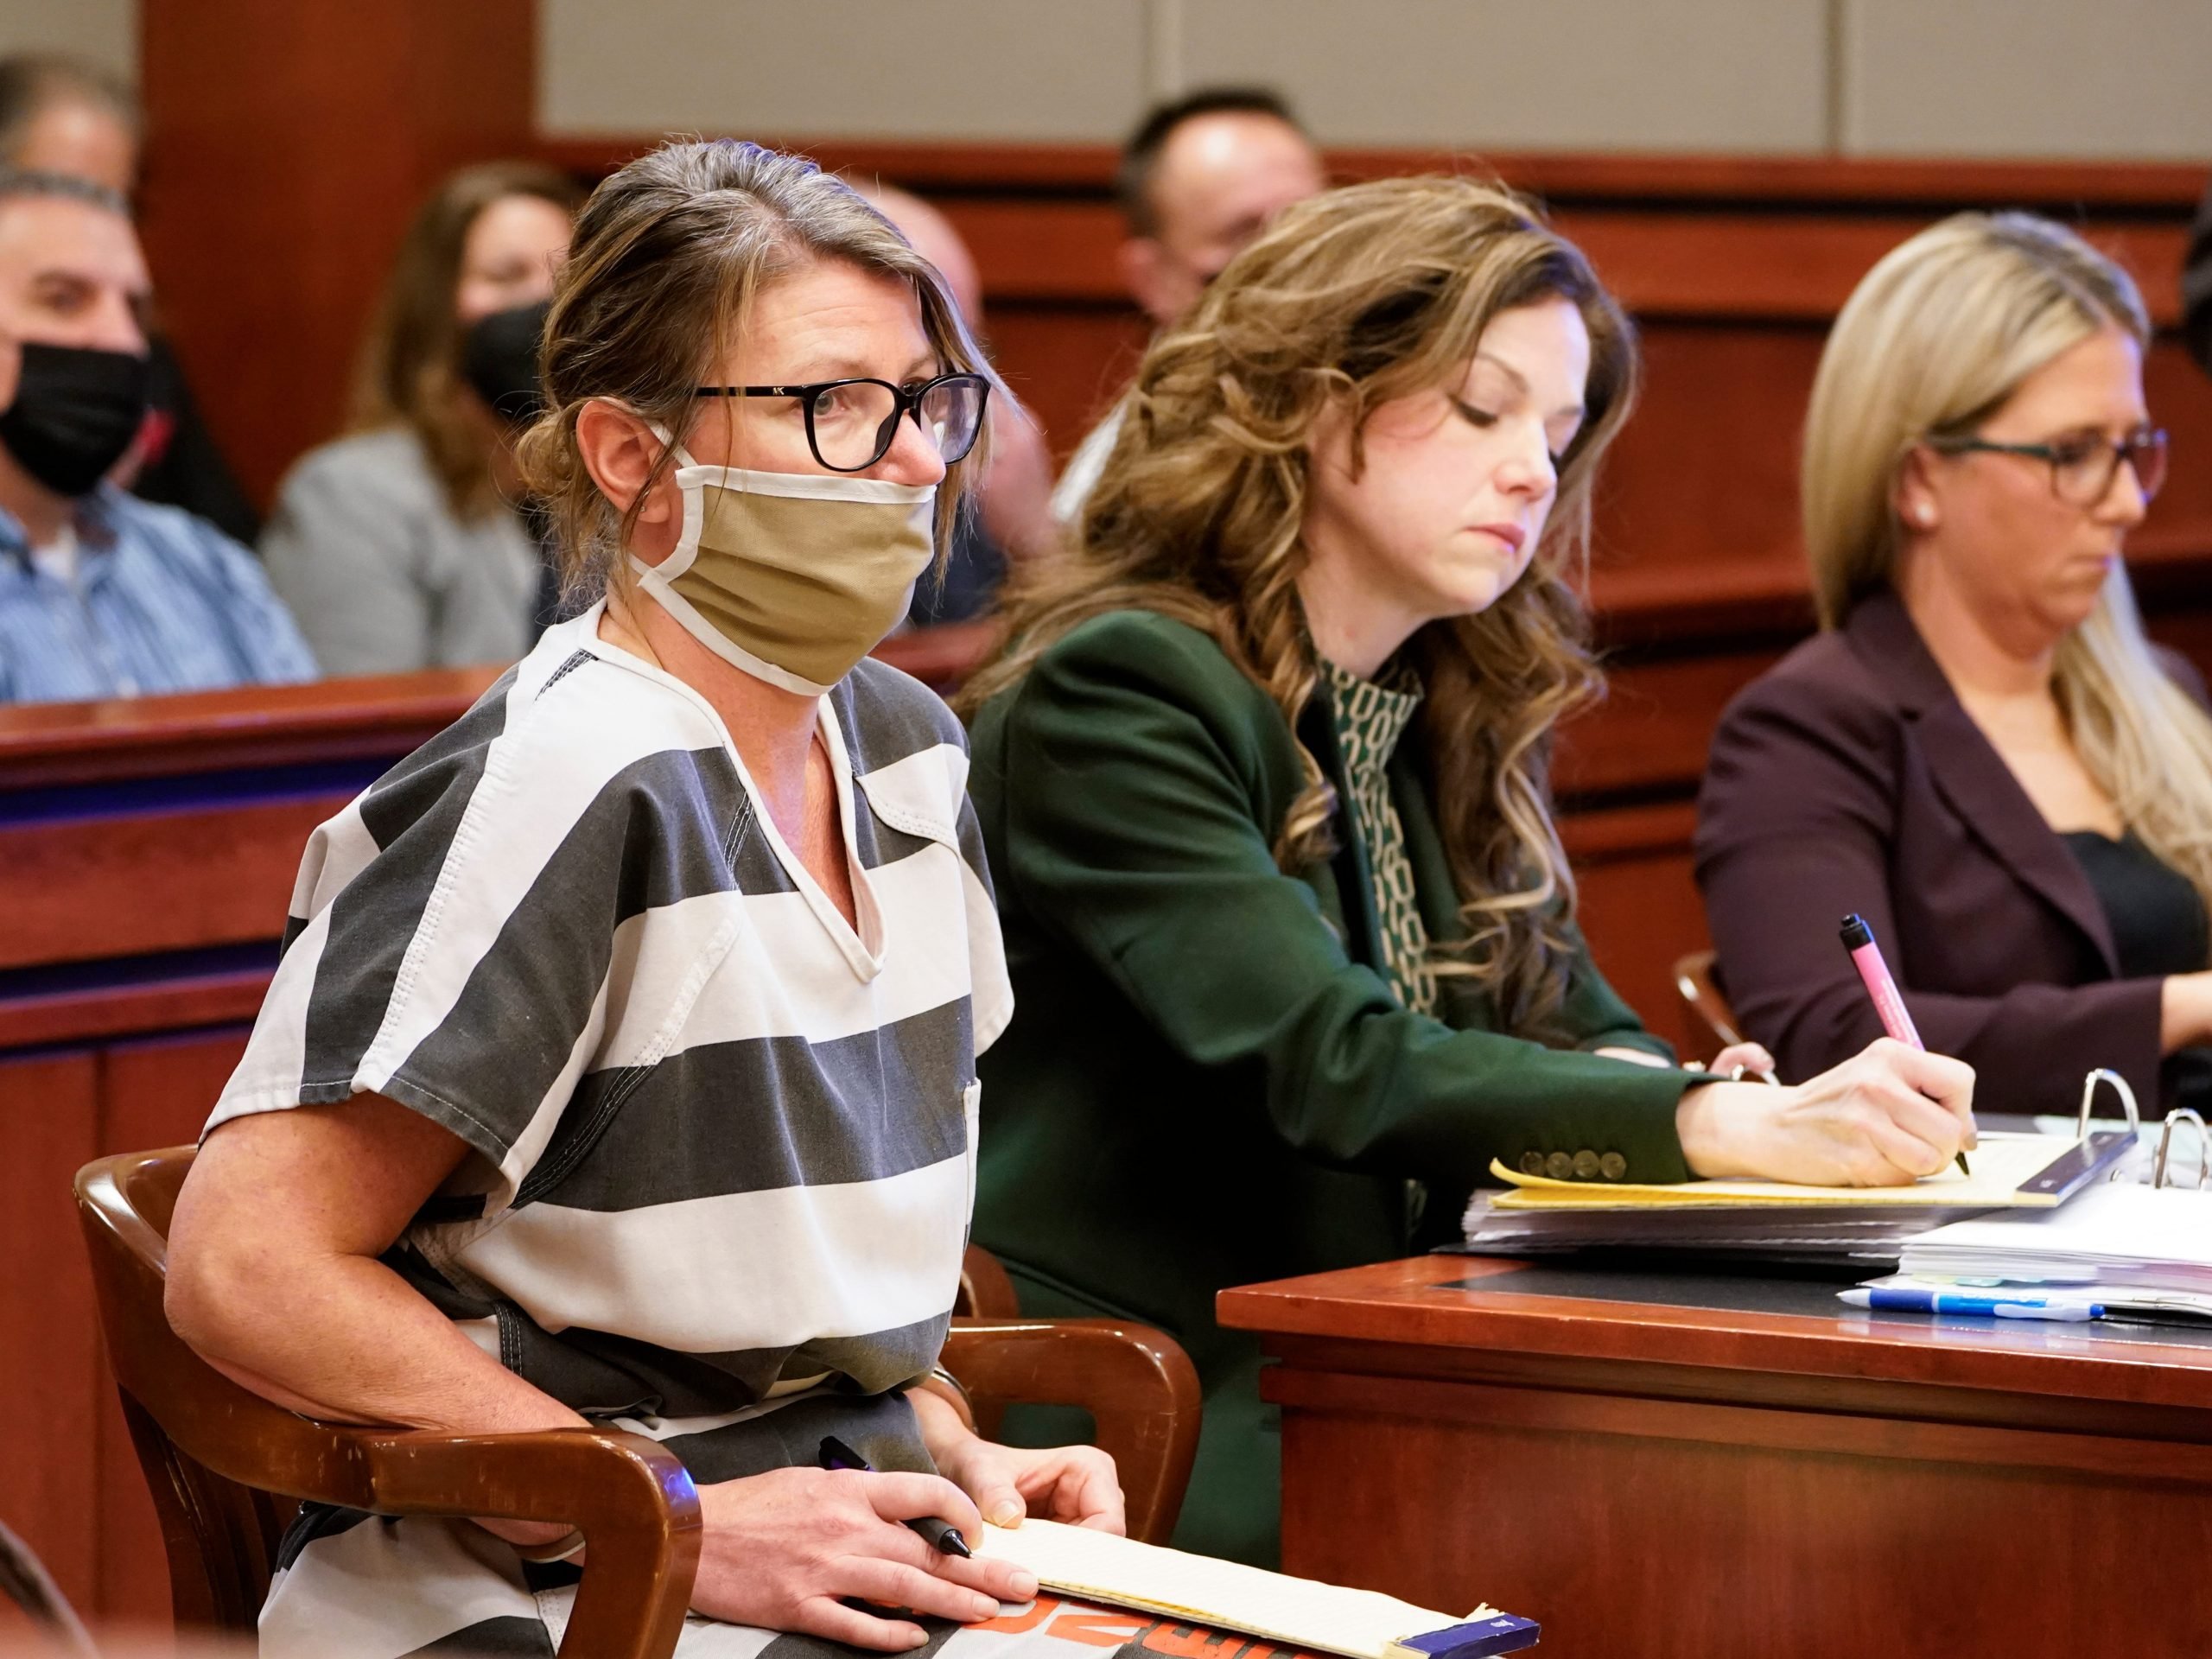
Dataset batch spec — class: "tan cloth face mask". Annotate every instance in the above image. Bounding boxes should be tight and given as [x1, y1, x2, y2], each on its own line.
[629, 442, 936, 697]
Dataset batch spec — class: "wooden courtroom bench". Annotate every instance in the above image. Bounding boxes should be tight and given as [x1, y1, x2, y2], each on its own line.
[0, 670, 502, 1633]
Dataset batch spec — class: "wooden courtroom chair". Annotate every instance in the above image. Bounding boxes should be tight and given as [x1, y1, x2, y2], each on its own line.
[957, 1243, 1022, 1319]
[78, 1149, 1202, 1652]
[1673, 949, 1745, 1060]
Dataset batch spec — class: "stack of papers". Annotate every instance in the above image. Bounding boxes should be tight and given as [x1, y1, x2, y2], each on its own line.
[1899, 1184, 2212, 1319]
[1455, 1132, 2121, 1265]
[1458, 1192, 1974, 1266]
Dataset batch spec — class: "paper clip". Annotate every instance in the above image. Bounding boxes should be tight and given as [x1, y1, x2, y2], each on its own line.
[2154, 1108, 2209, 1191]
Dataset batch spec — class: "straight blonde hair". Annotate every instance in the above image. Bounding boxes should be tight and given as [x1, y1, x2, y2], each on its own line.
[963, 175, 1637, 1035]
[1804, 211, 2212, 917]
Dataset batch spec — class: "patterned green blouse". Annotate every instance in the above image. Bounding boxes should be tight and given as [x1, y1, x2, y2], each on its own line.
[1317, 654, 1438, 1015]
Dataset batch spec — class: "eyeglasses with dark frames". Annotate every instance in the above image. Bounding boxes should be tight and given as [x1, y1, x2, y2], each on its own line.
[694, 373, 991, 474]
[1925, 423, 2169, 508]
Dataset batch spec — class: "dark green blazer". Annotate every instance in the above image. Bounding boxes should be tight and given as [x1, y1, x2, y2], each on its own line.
[968, 610, 1696, 1565]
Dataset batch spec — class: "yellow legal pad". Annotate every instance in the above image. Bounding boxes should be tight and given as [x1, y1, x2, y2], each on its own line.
[980, 1519, 1538, 1658]
[1490, 1131, 2083, 1211]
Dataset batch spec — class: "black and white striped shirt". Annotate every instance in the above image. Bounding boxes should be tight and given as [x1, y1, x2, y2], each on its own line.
[209, 607, 1011, 1433]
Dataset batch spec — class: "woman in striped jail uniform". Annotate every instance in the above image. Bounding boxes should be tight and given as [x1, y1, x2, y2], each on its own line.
[160, 140, 1130, 1656]
[959, 175, 1979, 1568]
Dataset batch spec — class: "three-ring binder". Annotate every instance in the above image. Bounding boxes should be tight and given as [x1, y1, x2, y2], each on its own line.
[2008, 1070, 2140, 1198]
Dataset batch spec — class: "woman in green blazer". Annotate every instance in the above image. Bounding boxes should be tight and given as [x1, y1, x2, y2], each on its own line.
[962, 176, 1975, 1567]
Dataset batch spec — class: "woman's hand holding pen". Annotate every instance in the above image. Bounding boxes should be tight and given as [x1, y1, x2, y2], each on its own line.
[1675, 1037, 1977, 1186]
[684, 1467, 1036, 1651]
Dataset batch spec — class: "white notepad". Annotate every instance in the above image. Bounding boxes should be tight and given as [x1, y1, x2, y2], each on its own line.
[979, 1519, 1536, 1659]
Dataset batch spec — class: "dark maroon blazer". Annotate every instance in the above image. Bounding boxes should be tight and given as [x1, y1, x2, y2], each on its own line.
[1694, 588, 2202, 1116]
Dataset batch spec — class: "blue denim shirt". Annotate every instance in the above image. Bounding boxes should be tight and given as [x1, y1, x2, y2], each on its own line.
[0, 484, 317, 703]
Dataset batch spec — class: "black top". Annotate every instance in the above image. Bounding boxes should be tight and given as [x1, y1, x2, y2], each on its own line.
[2059, 830, 2209, 979]
[2063, 830, 2212, 1117]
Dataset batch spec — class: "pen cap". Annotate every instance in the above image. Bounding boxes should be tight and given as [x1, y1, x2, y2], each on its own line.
[1839, 914, 1874, 950]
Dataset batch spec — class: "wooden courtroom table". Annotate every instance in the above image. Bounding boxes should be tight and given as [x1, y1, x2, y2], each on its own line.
[1220, 1254, 2212, 1657]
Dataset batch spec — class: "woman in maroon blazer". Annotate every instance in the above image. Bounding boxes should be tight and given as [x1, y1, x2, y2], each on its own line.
[1697, 212, 2212, 1118]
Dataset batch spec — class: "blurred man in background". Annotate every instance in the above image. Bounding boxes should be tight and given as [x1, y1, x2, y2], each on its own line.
[1051, 88, 1325, 524]
[0, 171, 311, 701]
[857, 178, 1058, 621]
[0, 54, 260, 543]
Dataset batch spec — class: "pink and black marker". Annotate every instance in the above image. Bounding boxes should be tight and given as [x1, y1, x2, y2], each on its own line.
[1839, 912, 1969, 1176]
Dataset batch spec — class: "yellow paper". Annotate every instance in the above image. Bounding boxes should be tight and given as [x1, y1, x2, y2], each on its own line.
[1490, 1131, 2074, 1210]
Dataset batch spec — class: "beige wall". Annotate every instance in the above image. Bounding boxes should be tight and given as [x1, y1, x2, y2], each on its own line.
[1843, 0, 2212, 160]
[1179, 0, 1829, 153]
[538, 0, 1149, 142]
[0, 0, 133, 78]
[3, 1, 2207, 163]
[541, 0, 2212, 162]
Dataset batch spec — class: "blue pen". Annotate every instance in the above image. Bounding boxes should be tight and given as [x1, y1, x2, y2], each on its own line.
[1839, 1287, 2102, 1322]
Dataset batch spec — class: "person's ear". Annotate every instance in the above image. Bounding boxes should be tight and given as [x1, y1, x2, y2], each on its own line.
[1895, 446, 1942, 534]
[1117, 237, 1185, 329]
[575, 399, 677, 527]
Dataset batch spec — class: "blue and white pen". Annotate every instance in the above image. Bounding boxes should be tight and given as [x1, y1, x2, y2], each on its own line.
[1839, 1287, 2102, 1322]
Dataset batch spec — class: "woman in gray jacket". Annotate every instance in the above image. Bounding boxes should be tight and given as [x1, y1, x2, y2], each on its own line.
[262, 160, 582, 675]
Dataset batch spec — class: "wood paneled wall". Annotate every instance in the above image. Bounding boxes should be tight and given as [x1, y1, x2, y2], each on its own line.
[111, 22, 2212, 1046]
[538, 136, 2212, 1031]
[542, 140, 2212, 633]
[137, 0, 537, 506]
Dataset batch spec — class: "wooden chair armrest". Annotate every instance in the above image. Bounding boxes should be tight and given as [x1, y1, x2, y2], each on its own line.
[343, 1426, 700, 1659]
[942, 1319, 1200, 1545]
[200, 1422, 700, 1659]
[78, 1155, 701, 1659]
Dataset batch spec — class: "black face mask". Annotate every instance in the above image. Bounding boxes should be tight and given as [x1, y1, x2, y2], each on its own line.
[461, 300, 551, 428]
[0, 341, 151, 497]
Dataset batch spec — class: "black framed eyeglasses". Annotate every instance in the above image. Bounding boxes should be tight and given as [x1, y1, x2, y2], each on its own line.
[694, 372, 990, 474]
[1926, 423, 2169, 507]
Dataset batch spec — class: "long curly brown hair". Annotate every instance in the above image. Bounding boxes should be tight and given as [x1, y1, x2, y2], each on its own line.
[962, 175, 1638, 1034]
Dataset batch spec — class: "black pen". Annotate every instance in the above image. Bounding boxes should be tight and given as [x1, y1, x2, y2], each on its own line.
[818, 1434, 974, 1558]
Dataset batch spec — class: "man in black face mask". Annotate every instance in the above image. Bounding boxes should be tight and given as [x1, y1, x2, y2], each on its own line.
[0, 169, 314, 702]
